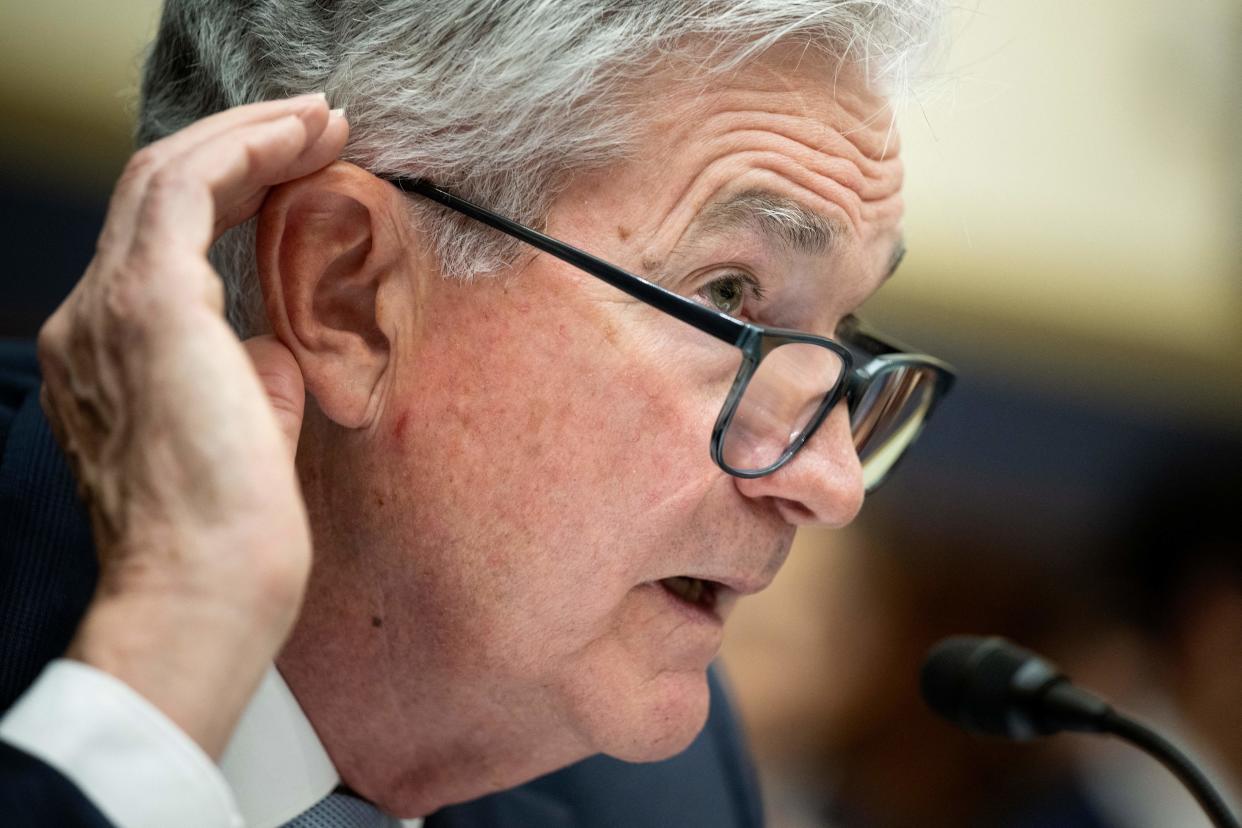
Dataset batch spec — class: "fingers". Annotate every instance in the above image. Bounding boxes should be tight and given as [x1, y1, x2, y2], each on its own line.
[99, 93, 334, 254]
[43, 95, 337, 472]
[132, 107, 349, 261]
[211, 109, 350, 237]
[149, 93, 332, 167]
[100, 94, 348, 272]
[243, 335, 306, 459]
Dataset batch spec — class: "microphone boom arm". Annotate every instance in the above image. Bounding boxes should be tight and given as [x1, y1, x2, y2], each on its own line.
[921, 636, 1241, 828]
[1099, 709, 1240, 828]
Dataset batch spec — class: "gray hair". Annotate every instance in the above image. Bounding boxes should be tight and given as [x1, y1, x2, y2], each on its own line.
[138, 0, 943, 335]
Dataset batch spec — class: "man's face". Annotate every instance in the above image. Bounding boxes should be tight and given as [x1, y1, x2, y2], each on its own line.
[287, 45, 904, 809]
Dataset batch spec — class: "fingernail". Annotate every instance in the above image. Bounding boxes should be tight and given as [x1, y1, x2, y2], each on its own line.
[329, 107, 347, 120]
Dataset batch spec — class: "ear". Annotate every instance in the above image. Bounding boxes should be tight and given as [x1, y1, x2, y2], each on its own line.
[256, 161, 413, 429]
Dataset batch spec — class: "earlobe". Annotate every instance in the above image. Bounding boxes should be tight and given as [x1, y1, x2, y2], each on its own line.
[256, 162, 407, 429]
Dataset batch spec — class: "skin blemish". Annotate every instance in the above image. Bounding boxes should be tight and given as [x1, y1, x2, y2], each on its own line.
[525, 401, 548, 432]
[392, 410, 410, 442]
[617, 225, 632, 241]
[601, 319, 618, 346]
[371, 615, 383, 628]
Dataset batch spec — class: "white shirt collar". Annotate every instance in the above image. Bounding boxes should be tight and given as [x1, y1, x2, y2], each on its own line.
[219, 666, 424, 828]
[219, 666, 341, 828]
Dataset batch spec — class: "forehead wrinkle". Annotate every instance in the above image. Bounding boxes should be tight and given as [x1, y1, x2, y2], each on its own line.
[695, 108, 898, 174]
[644, 151, 883, 271]
[640, 170, 862, 285]
[624, 73, 902, 281]
[634, 123, 901, 269]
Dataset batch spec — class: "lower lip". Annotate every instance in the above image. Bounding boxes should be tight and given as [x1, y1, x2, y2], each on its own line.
[631, 581, 727, 667]
[650, 580, 724, 628]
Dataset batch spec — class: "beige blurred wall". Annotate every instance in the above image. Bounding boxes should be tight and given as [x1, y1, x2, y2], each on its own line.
[2, 0, 1239, 425]
[0, 1, 161, 188]
[875, 0, 1242, 429]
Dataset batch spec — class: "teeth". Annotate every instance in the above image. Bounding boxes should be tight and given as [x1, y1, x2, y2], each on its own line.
[663, 576, 712, 607]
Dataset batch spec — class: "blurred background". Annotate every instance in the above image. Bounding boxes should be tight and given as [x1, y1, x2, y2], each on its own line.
[2, 2, 1239, 826]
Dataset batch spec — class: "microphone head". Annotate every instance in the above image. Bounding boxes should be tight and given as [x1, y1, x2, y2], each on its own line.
[920, 635, 1061, 740]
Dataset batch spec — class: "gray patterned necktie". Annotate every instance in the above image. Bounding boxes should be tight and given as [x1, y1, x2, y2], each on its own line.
[281, 790, 402, 828]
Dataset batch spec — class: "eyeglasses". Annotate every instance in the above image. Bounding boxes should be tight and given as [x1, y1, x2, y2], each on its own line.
[386, 177, 955, 491]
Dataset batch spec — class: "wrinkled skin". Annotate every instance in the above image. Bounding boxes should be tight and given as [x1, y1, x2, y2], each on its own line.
[264, 46, 905, 815]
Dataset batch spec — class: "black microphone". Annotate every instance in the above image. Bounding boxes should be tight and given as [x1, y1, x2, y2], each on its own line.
[920, 635, 1240, 828]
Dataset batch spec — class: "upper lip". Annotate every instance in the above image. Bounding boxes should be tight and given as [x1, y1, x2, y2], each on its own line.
[653, 523, 793, 599]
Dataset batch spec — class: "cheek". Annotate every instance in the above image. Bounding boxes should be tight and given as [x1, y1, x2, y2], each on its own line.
[442, 298, 721, 531]
[374, 289, 725, 671]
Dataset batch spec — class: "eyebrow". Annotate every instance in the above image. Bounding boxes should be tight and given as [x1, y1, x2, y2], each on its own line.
[685, 189, 907, 286]
[692, 189, 840, 257]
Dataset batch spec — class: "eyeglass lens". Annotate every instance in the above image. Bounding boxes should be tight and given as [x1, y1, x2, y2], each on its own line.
[850, 363, 939, 490]
[720, 342, 844, 473]
[721, 346, 940, 486]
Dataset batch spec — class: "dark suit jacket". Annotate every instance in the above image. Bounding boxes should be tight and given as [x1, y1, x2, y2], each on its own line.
[0, 339, 763, 828]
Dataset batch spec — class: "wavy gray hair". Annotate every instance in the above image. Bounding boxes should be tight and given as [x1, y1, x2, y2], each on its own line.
[138, 0, 943, 335]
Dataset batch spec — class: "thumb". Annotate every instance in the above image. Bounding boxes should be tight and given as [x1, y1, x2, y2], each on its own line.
[243, 335, 305, 458]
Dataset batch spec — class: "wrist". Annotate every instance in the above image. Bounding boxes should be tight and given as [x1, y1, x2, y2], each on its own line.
[67, 587, 296, 758]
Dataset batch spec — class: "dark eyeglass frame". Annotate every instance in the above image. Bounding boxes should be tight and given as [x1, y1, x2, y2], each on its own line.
[835, 314, 956, 490]
[385, 176, 954, 485]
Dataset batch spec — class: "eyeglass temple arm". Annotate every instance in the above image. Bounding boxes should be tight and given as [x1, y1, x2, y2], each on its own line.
[385, 177, 749, 348]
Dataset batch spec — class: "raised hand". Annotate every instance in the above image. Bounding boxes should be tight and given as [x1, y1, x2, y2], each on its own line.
[36, 94, 348, 757]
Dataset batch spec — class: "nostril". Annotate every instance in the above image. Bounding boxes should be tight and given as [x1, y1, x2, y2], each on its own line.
[772, 497, 815, 524]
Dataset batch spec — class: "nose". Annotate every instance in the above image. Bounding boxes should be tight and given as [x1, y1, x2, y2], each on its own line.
[732, 400, 865, 527]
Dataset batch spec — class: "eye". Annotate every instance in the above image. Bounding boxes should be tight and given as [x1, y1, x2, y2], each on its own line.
[698, 271, 766, 317]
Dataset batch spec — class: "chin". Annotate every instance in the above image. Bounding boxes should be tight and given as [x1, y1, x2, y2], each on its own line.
[589, 668, 713, 763]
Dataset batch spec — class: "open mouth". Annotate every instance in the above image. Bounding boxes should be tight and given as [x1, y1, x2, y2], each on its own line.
[659, 576, 722, 613]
